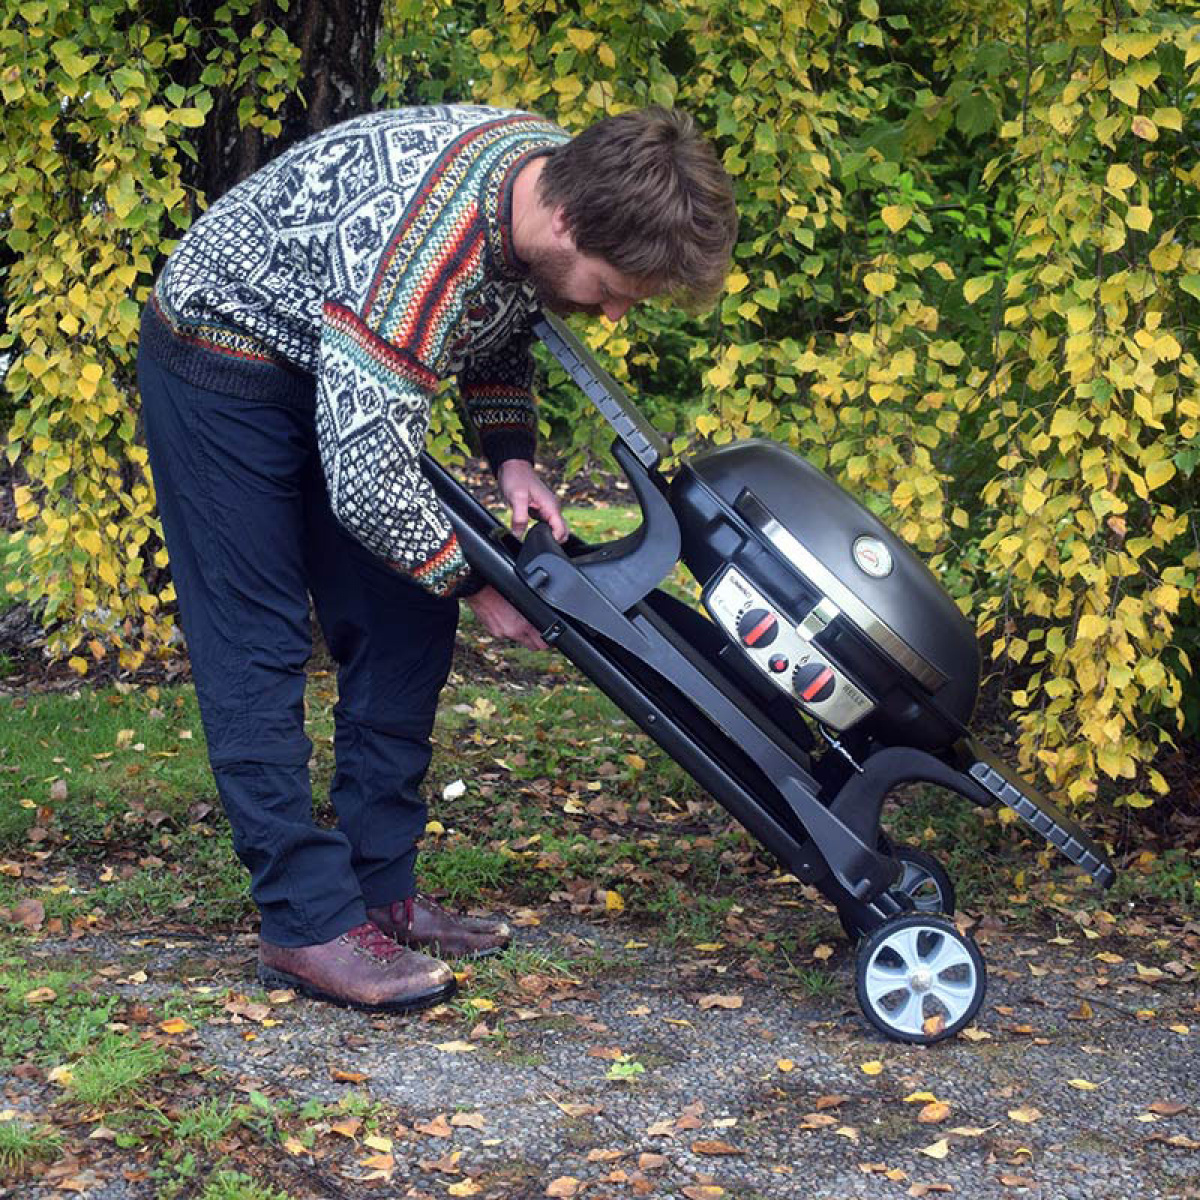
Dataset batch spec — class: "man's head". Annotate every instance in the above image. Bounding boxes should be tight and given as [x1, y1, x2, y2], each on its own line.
[528, 106, 737, 320]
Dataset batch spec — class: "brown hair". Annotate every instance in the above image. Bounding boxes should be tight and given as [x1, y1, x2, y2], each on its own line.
[537, 107, 737, 309]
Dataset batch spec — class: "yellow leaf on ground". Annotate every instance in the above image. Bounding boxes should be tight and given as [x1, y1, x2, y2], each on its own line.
[860, 1060, 884, 1075]
[448, 1182, 482, 1197]
[435, 1040, 477, 1053]
[1068, 1079, 1099, 1091]
[158, 1017, 192, 1034]
[919, 1138, 950, 1159]
[546, 1177, 580, 1197]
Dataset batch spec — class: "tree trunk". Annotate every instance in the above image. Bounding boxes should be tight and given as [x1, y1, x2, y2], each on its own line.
[182, 0, 384, 202]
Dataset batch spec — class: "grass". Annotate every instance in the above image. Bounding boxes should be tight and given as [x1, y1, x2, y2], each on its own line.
[198, 1170, 291, 1200]
[66, 1033, 171, 1109]
[0, 1117, 64, 1178]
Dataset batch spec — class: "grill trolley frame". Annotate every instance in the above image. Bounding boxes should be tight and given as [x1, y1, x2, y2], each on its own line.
[422, 312, 1114, 1043]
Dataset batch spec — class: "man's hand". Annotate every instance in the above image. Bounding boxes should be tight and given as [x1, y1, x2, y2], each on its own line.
[497, 459, 568, 542]
[464, 585, 548, 651]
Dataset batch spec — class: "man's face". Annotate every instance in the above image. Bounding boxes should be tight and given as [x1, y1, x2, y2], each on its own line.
[526, 242, 660, 323]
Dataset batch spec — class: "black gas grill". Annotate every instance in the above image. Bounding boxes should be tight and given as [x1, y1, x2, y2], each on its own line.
[423, 311, 1114, 1044]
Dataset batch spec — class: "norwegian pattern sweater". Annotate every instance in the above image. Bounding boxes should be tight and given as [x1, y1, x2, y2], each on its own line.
[140, 105, 569, 597]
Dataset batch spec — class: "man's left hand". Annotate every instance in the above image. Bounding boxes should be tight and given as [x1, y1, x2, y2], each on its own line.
[497, 459, 568, 542]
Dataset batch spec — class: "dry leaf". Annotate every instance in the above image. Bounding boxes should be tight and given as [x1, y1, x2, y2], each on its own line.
[1068, 1078, 1099, 1091]
[1008, 1107, 1042, 1124]
[800, 1112, 838, 1129]
[1152, 1133, 1200, 1149]
[777, 1058, 795, 1072]
[816, 1094, 849, 1109]
[23, 987, 57, 1004]
[586, 1149, 625, 1163]
[638, 1152, 667, 1170]
[908, 1185, 953, 1196]
[1148, 1101, 1187, 1116]
[10, 898, 45, 932]
[546, 1176, 580, 1197]
[435, 1040, 477, 1053]
[329, 1117, 361, 1139]
[919, 1102, 951, 1124]
[331, 1068, 369, 1083]
[360, 1153, 394, 1171]
[698, 993, 743, 1010]
[919, 1138, 950, 1159]
[415, 1113, 453, 1138]
[960, 1027, 992, 1041]
[447, 1182, 482, 1197]
[999, 1175, 1034, 1187]
[860, 1060, 884, 1075]
[450, 1111, 486, 1130]
[364, 1135, 392, 1153]
[691, 1139, 742, 1156]
[158, 1017, 192, 1034]
[282, 1136, 307, 1155]
[646, 1119, 676, 1137]
[49, 779, 68, 802]
[812, 943, 834, 961]
[681, 1188, 726, 1199]
[904, 1091, 939, 1104]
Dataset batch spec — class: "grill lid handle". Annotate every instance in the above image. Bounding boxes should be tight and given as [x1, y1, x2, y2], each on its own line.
[533, 311, 669, 470]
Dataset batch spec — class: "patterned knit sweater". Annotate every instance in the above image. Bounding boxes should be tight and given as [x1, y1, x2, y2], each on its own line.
[140, 105, 569, 597]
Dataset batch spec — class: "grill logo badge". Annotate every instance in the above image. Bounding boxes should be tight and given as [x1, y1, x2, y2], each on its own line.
[852, 536, 893, 579]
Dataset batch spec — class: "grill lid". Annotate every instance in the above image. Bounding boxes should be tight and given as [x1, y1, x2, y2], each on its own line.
[680, 440, 980, 711]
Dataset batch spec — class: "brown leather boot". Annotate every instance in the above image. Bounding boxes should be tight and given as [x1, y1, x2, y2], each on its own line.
[367, 894, 512, 960]
[258, 921, 456, 1013]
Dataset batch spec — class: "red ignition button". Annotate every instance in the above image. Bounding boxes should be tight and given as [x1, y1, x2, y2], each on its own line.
[768, 654, 789, 674]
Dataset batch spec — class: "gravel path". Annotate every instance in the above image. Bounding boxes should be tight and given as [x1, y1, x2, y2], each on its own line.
[10, 913, 1198, 1200]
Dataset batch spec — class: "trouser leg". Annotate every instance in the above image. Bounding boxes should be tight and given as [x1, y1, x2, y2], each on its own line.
[137, 353, 365, 946]
[303, 463, 458, 908]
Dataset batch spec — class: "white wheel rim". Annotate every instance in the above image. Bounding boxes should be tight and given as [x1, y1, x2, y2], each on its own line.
[898, 861, 942, 911]
[863, 925, 978, 1036]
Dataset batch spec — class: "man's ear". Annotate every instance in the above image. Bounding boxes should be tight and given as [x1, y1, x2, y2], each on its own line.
[549, 206, 575, 248]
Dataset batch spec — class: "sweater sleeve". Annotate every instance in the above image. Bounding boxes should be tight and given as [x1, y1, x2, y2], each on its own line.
[458, 324, 538, 472]
[315, 301, 474, 598]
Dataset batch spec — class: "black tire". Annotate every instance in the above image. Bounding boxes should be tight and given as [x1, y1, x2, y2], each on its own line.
[854, 913, 986, 1044]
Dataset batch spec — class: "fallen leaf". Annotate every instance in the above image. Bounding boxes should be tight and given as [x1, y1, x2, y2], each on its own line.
[415, 1113, 453, 1138]
[923, 1013, 947, 1037]
[693, 942, 724, 952]
[1151, 1133, 1200, 1149]
[158, 1017, 192, 1034]
[638, 1152, 667, 1169]
[1169, 1024, 1190, 1035]
[448, 1182, 482, 1197]
[1068, 1079, 1099, 1091]
[360, 1153, 394, 1171]
[546, 1177, 580, 1197]
[681, 1188, 726, 1199]
[1008, 1106, 1042, 1124]
[909, 1185, 953, 1196]
[698, 993, 743, 1010]
[23, 987, 57, 1004]
[1148, 1101, 1188, 1116]
[331, 1067, 369, 1083]
[364, 1135, 392, 1153]
[691, 1139, 742, 1156]
[816, 1094, 849, 1109]
[800, 1113, 838, 1129]
[646, 1119, 675, 1137]
[10, 898, 45, 931]
[904, 1092, 939, 1104]
[586, 1149, 625, 1162]
[776, 1059, 795, 1072]
[1068, 1000, 1094, 1021]
[919, 1102, 951, 1124]
[812, 943, 834, 961]
[960, 1027, 992, 1041]
[919, 1139, 950, 1159]
[860, 1060, 884, 1075]
[282, 1136, 307, 1155]
[451, 1111, 486, 1130]
[435, 1040, 477, 1053]
[999, 1175, 1034, 1187]
[49, 779, 68, 802]
[329, 1117, 361, 1139]
[605, 890, 625, 913]
[267, 988, 296, 1004]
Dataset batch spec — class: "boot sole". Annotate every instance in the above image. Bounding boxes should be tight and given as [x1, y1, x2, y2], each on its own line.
[257, 965, 456, 1014]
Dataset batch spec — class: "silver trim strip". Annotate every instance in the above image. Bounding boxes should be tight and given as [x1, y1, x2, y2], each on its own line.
[739, 494, 947, 692]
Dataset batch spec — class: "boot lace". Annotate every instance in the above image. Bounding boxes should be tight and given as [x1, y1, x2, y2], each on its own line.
[343, 920, 407, 961]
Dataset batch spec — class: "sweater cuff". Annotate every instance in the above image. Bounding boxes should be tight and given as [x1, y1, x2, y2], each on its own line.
[479, 429, 536, 475]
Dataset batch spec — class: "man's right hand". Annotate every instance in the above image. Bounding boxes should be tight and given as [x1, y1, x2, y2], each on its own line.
[464, 585, 548, 651]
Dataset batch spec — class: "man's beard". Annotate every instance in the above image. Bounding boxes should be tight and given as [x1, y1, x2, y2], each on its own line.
[525, 246, 602, 317]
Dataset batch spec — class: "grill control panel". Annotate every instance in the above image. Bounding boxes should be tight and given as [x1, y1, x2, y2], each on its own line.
[705, 566, 875, 732]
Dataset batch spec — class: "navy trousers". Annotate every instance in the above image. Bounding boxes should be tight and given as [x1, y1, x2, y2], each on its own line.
[137, 352, 459, 946]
